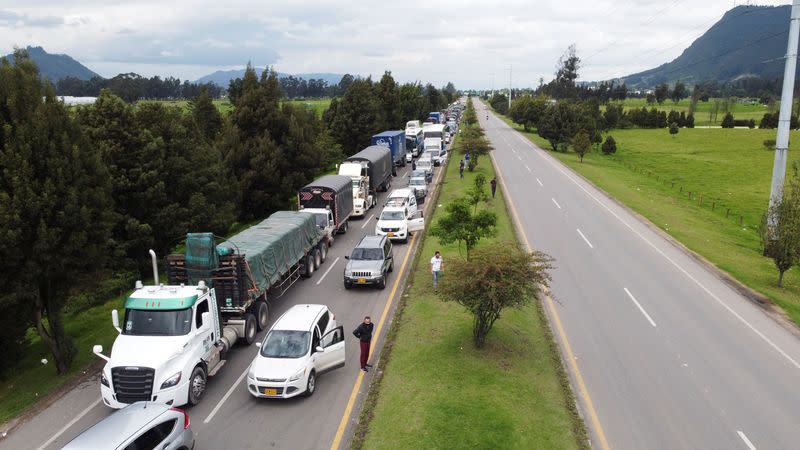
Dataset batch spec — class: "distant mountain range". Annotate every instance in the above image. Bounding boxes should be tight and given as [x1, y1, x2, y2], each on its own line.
[194, 69, 347, 87]
[3, 46, 100, 82]
[623, 5, 790, 88]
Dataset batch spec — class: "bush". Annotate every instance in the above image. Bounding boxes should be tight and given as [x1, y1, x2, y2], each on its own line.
[602, 135, 617, 155]
[764, 139, 776, 150]
[721, 112, 735, 128]
[669, 122, 679, 137]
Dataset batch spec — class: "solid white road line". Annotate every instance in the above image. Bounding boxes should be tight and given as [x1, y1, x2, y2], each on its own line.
[536, 178, 543, 187]
[737, 430, 757, 450]
[316, 256, 340, 285]
[624, 288, 657, 327]
[577, 228, 594, 249]
[38, 398, 101, 450]
[361, 214, 374, 229]
[204, 368, 249, 424]
[552, 198, 562, 209]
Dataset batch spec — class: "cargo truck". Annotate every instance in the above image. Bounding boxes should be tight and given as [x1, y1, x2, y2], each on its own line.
[371, 130, 407, 174]
[337, 163, 375, 217]
[343, 145, 392, 194]
[298, 174, 354, 239]
[92, 212, 329, 409]
[428, 112, 443, 124]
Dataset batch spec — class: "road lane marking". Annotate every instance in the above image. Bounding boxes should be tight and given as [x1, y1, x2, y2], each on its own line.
[488, 110, 800, 371]
[38, 398, 101, 450]
[361, 214, 374, 229]
[737, 430, 757, 450]
[525, 164, 532, 173]
[330, 155, 446, 450]
[576, 228, 594, 249]
[624, 288, 657, 327]
[551, 198, 562, 209]
[316, 256, 341, 285]
[487, 141, 611, 450]
[517, 154, 522, 161]
[536, 178, 543, 187]
[204, 367, 249, 424]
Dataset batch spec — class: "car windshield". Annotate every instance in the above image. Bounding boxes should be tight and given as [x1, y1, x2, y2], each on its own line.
[386, 197, 405, 207]
[123, 308, 192, 336]
[410, 179, 425, 186]
[380, 210, 406, 220]
[260, 330, 310, 358]
[350, 247, 384, 260]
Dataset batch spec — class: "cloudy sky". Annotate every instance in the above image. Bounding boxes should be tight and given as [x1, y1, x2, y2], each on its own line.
[0, 0, 791, 88]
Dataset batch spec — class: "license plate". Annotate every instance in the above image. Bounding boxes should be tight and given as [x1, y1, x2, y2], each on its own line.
[387, 232, 394, 237]
[357, 278, 366, 284]
[264, 388, 278, 395]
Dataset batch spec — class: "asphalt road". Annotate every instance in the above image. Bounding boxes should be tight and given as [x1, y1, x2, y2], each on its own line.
[0, 150, 447, 450]
[479, 99, 800, 450]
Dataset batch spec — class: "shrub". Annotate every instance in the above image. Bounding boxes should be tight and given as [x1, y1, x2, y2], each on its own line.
[721, 112, 735, 128]
[763, 139, 776, 150]
[601, 135, 617, 155]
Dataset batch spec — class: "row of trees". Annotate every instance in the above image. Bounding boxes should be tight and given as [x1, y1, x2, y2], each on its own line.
[56, 74, 224, 101]
[1, 49, 458, 377]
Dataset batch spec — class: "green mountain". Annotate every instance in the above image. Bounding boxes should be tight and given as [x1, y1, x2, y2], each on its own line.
[3, 46, 100, 82]
[623, 5, 790, 88]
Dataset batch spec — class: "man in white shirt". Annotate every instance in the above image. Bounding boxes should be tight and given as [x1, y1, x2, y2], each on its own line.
[430, 251, 443, 289]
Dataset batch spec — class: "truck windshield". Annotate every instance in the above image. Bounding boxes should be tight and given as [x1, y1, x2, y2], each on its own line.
[123, 308, 192, 336]
[313, 213, 328, 229]
[380, 210, 406, 221]
[260, 330, 310, 358]
[351, 248, 384, 260]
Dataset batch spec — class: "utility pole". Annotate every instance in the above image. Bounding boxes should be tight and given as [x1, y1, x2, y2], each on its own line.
[491, 73, 495, 96]
[768, 0, 800, 226]
[508, 64, 513, 110]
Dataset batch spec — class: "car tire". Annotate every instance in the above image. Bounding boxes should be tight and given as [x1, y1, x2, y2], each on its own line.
[319, 243, 328, 262]
[187, 365, 207, 406]
[388, 260, 394, 273]
[313, 248, 322, 270]
[344, 280, 352, 290]
[255, 301, 269, 331]
[240, 313, 257, 345]
[377, 275, 386, 290]
[303, 370, 316, 397]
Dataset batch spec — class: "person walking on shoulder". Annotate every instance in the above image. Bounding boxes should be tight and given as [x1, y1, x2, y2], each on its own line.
[459, 159, 465, 178]
[412, 159, 416, 171]
[431, 251, 443, 289]
[490, 177, 497, 198]
[353, 316, 374, 372]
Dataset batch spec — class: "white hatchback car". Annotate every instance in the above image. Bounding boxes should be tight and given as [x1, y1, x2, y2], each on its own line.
[247, 304, 344, 399]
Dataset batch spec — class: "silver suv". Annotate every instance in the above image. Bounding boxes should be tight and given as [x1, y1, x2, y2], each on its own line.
[63, 402, 195, 450]
[343, 235, 393, 290]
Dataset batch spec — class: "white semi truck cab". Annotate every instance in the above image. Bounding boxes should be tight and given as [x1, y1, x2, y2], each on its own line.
[93, 276, 234, 409]
[338, 162, 375, 217]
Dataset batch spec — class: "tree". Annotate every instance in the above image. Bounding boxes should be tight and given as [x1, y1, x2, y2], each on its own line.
[326, 78, 385, 156]
[669, 122, 679, 137]
[572, 130, 591, 162]
[375, 71, 401, 129]
[509, 95, 548, 131]
[431, 197, 497, 260]
[602, 135, 617, 155]
[466, 174, 489, 213]
[489, 92, 509, 115]
[671, 81, 687, 104]
[537, 101, 580, 152]
[721, 112, 735, 128]
[189, 85, 223, 141]
[0, 51, 115, 374]
[760, 174, 800, 287]
[552, 44, 580, 99]
[655, 83, 669, 104]
[438, 242, 553, 347]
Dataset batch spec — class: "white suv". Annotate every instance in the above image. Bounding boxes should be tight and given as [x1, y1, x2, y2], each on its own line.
[375, 206, 425, 243]
[247, 304, 344, 399]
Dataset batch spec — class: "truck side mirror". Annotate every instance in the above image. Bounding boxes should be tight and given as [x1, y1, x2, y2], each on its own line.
[111, 309, 121, 333]
[93, 345, 109, 361]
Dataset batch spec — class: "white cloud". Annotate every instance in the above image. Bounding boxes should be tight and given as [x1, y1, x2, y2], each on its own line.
[0, 0, 792, 86]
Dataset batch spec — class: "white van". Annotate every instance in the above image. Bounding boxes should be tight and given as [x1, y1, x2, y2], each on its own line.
[384, 188, 418, 218]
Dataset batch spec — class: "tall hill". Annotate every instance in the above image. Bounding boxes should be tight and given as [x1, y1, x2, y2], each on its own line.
[3, 46, 100, 82]
[623, 5, 790, 88]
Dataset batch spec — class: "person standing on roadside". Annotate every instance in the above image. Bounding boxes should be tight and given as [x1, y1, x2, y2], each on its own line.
[459, 159, 465, 178]
[353, 316, 374, 372]
[490, 177, 497, 198]
[431, 251, 443, 289]
[412, 159, 416, 171]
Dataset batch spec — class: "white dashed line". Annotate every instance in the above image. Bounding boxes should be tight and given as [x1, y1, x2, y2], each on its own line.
[316, 256, 340, 285]
[551, 198, 561, 209]
[525, 164, 532, 173]
[624, 288, 657, 327]
[536, 178, 543, 187]
[204, 368, 249, 424]
[577, 228, 594, 249]
[737, 431, 757, 450]
[361, 214, 374, 229]
[38, 399, 101, 450]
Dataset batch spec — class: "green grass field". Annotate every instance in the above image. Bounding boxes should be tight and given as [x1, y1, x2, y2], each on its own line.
[359, 132, 586, 449]
[0, 296, 125, 425]
[618, 98, 770, 127]
[139, 98, 331, 117]
[499, 114, 800, 327]
[283, 98, 331, 118]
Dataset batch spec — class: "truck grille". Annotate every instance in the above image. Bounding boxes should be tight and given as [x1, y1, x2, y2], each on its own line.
[111, 366, 155, 404]
[351, 271, 372, 278]
[381, 227, 400, 232]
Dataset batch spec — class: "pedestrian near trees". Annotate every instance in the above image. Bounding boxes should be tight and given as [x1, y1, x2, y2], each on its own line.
[352, 316, 374, 372]
[459, 159, 465, 178]
[431, 251, 443, 288]
[490, 177, 497, 198]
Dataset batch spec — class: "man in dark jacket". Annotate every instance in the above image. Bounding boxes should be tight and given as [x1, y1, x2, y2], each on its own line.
[353, 316, 374, 372]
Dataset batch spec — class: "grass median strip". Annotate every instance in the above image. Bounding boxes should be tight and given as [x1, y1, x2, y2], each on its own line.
[354, 130, 587, 449]
[497, 113, 800, 327]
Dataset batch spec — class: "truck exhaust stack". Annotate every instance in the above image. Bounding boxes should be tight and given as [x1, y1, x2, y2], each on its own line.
[149, 249, 159, 285]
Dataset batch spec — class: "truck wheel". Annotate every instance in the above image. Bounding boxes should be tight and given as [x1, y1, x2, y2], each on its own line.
[340, 221, 348, 234]
[303, 370, 316, 397]
[255, 301, 269, 331]
[319, 243, 328, 262]
[240, 313, 257, 345]
[302, 254, 315, 278]
[313, 248, 322, 270]
[187, 365, 207, 406]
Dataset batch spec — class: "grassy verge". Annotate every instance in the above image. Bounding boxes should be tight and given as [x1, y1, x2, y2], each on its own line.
[0, 296, 125, 425]
[497, 113, 800, 326]
[355, 126, 587, 449]
[618, 97, 769, 127]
